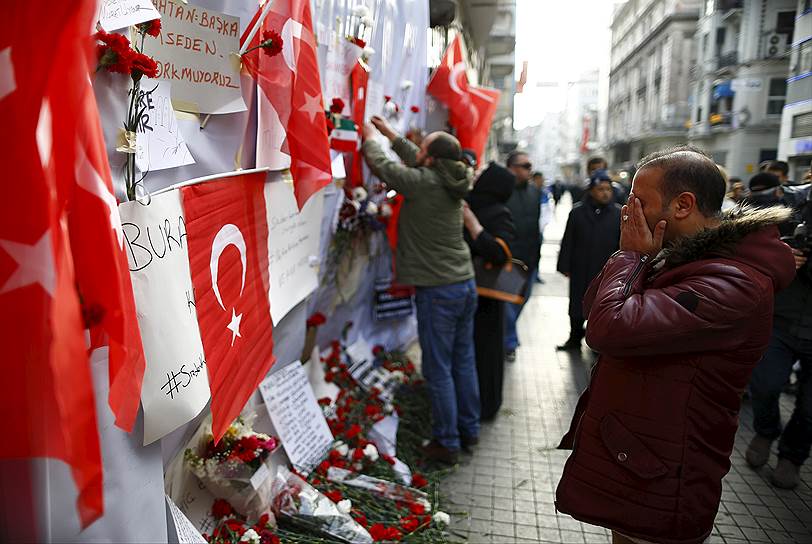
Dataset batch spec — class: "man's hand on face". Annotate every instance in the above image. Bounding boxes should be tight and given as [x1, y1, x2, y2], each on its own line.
[370, 115, 397, 140]
[792, 248, 808, 270]
[620, 193, 667, 257]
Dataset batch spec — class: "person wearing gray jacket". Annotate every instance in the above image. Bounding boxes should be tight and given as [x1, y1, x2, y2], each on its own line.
[363, 116, 479, 464]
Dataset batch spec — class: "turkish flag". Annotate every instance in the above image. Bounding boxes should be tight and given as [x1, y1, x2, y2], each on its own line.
[348, 61, 369, 188]
[241, 1, 332, 210]
[0, 0, 104, 528]
[455, 86, 501, 165]
[182, 172, 276, 442]
[427, 35, 478, 130]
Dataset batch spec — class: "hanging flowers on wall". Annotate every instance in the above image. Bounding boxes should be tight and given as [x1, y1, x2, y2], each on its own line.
[242, 29, 283, 57]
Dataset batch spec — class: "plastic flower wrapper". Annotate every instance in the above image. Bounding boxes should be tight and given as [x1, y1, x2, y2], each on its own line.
[184, 413, 280, 519]
[270, 466, 372, 544]
[326, 467, 430, 511]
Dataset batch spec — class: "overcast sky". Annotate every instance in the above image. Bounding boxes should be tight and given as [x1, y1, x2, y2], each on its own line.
[513, 0, 618, 129]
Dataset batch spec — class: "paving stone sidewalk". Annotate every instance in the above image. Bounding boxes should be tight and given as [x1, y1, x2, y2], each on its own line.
[440, 201, 812, 544]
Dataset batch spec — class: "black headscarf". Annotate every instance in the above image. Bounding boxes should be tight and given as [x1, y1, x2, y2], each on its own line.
[466, 162, 516, 211]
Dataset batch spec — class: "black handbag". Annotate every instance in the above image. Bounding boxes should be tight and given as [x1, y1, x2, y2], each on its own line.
[473, 237, 529, 304]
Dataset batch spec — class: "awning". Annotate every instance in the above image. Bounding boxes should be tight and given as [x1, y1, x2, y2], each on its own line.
[713, 81, 734, 100]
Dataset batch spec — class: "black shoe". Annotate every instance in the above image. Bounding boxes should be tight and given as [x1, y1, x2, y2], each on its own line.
[771, 458, 801, 489]
[421, 440, 459, 465]
[461, 435, 479, 452]
[505, 350, 516, 363]
[556, 339, 582, 351]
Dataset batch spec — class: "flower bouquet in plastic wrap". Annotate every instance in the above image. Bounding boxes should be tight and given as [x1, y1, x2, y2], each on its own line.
[325, 466, 430, 510]
[184, 413, 280, 520]
[270, 466, 372, 543]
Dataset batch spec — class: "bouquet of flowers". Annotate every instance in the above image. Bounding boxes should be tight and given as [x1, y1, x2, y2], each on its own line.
[271, 466, 373, 544]
[184, 414, 280, 519]
[205, 498, 280, 544]
[325, 467, 430, 510]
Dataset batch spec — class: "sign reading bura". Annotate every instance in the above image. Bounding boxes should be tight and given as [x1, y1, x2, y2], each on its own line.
[150, 0, 246, 114]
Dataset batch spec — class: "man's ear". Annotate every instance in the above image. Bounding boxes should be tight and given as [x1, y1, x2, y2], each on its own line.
[673, 192, 697, 219]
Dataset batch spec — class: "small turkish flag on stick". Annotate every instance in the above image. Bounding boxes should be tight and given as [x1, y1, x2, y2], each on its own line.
[182, 171, 276, 442]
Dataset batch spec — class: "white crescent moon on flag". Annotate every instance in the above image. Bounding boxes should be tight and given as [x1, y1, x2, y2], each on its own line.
[210, 224, 247, 312]
[469, 87, 496, 103]
[449, 63, 466, 95]
[281, 18, 304, 73]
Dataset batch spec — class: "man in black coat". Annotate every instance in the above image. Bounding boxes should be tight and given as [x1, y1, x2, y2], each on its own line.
[463, 163, 516, 420]
[503, 150, 540, 362]
[556, 169, 621, 350]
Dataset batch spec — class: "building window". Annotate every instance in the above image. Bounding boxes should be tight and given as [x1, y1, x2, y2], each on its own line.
[776, 11, 796, 44]
[767, 78, 787, 115]
[792, 112, 812, 139]
[793, 41, 812, 78]
[759, 149, 778, 164]
[706, 0, 715, 16]
[697, 106, 704, 123]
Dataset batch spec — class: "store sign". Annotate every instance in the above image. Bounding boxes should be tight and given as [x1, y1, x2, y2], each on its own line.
[731, 78, 763, 92]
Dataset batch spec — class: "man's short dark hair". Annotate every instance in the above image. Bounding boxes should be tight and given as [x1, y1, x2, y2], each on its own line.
[587, 156, 607, 172]
[506, 150, 529, 168]
[532, 171, 544, 178]
[636, 145, 726, 217]
[427, 133, 462, 161]
[765, 160, 789, 177]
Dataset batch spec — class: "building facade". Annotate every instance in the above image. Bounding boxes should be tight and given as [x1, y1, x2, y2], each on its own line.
[778, 0, 812, 181]
[606, 0, 702, 169]
[688, 0, 798, 180]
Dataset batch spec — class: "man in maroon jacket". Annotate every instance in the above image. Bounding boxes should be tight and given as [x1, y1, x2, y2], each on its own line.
[555, 146, 796, 544]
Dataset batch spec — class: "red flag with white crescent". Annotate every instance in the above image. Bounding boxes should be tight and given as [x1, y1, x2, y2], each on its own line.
[427, 35, 478, 130]
[455, 86, 501, 165]
[181, 171, 276, 442]
[348, 60, 369, 188]
[241, 0, 332, 210]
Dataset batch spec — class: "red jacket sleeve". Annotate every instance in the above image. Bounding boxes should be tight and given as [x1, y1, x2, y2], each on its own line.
[584, 251, 766, 357]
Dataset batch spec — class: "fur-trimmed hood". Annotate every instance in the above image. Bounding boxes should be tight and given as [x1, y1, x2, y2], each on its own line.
[655, 205, 796, 292]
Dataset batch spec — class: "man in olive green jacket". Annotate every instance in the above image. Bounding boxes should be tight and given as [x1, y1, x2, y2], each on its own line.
[363, 116, 479, 463]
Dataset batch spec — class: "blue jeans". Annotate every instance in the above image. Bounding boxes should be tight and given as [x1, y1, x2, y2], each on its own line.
[504, 265, 537, 352]
[750, 327, 812, 465]
[415, 279, 480, 450]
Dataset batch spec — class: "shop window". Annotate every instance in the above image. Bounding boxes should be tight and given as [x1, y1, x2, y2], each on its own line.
[792, 112, 812, 139]
[767, 78, 787, 115]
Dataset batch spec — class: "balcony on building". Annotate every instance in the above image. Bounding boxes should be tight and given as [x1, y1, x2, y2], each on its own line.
[717, 0, 743, 21]
[485, 2, 515, 58]
[716, 51, 738, 71]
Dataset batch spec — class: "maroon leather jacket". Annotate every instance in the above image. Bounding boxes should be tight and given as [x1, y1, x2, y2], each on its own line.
[555, 207, 796, 544]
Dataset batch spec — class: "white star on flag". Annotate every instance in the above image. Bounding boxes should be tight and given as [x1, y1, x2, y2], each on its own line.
[300, 92, 323, 123]
[0, 231, 56, 297]
[75, 143, 124, 248]
[227, 308, 243, 346]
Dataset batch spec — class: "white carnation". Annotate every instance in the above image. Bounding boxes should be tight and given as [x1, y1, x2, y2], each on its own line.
[380, 203, 393, 217]
[363, 443, 379, 462]
[433, 511, 451, 526]
[400, 80, 413, 91]
[335, 441, 349, 457]
[365, 201, 378, 215]
[352, 187, 368, 202]
[337, 499, 353, 514]
[363, 46, 376, 58]
[352, 4, 371, 18]
[240, 528, 260, 544]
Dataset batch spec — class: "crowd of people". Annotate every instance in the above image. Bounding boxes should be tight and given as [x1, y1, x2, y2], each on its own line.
[361, 116, 811, 544]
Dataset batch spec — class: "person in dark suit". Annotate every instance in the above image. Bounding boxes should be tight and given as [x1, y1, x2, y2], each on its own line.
[463, 163, 516, 421]
[556, 169, 622, 350]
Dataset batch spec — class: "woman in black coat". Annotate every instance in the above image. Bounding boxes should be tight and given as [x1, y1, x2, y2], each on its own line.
[463, 163, 516, 421]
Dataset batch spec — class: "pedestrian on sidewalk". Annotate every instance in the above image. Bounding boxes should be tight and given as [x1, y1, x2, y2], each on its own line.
[555, 169, 621, 350]
[746, 180, 812, 489]
[534, 171, 554, 284]
[503, 150, 540, 362]
[463, 163, 516, 421]
[556, 146, 796, 544]
[363, 115, 479, 464]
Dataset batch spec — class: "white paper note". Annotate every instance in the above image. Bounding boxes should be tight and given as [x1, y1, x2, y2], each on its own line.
[330, 149, 346, 179]
[265, 180, 324, 325]
[98, 0, 161, 31]
[166, 495, 208, 544]
[150, 1, 246, 114]
[136, 80, 195, 172]
[119, 190, 211, 445]
[259, 362, 334, 475]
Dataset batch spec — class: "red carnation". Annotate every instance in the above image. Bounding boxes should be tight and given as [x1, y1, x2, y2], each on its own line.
[353, 511, 368, 528]
[307, 312, 327, 328]
[352, 448, 365, 461]
[95, 30, 133, 74]
[400, 515, 420, 532]
[317, 397, 332, 406]
[260, 29, 284, 57]
[346, 424, 362, 439]
[408, 502, 425, 515]
[411, 473, 428, 488]
[372, 345, 385, 356]
[386, 527, 403, 541]
[382, 454, 396, 466]
[130, 52, 158, 80]
[137, 18, 162, 37]
[364, 404, 382, 418]
[330, 97, 345, 114]
[211, 499, 234, 519]
[369, 524, 388, 541]
[324, 489, 343, 502]
[384, 95, 392, 103]
[410, 105, 420, 113]
[230, 435, 261, 463]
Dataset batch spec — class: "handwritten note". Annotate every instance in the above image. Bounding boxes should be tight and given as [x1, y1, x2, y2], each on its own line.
[150, 1, 246, 114]
[136, 80, 195, 172]
[265, 179, 325, 325]
[260, 362, 334, 475]
[166, 495, 208, 544]
[98, 0, 160, 31]
[119, 190, 211, 445]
